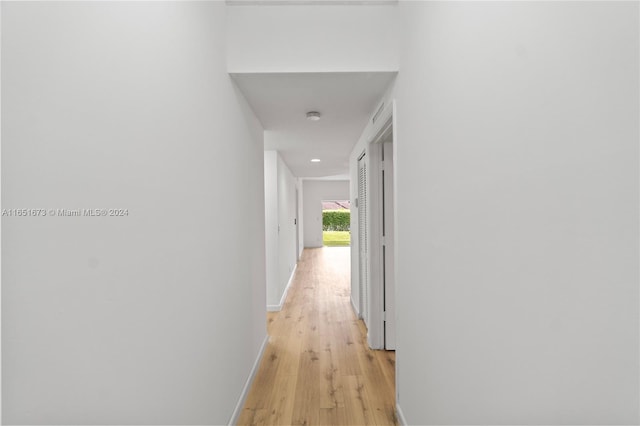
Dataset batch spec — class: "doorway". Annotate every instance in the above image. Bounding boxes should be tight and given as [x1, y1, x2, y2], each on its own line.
[321, 200, 351, 247]
[361, 111, 396, 351]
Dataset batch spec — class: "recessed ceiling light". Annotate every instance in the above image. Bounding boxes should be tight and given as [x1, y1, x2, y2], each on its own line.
[306, 111, 321, 121]
[311, 158, 321, 163]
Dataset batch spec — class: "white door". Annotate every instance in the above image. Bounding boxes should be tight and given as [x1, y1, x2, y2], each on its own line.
[295, 189, 299, 260]
[382, 141, 396, 349]
[357, 152, 369, 326]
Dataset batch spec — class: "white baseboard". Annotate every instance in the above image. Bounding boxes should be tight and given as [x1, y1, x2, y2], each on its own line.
[228, 334, 269, 426]
[267, 264, 297, 312]
[350, 295, 360, 318]
[396, 403, 408, 426]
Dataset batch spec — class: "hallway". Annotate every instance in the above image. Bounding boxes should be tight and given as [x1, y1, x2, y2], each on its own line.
[238, 248, 397, 426]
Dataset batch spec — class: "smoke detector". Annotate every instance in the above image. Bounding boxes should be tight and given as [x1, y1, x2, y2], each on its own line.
[306, 111, 321, 121]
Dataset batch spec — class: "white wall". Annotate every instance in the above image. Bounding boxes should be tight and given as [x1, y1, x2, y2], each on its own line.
[226, 4, 399, 73]
[395, 2, 639, 424]
[264, 150, 299, 310]
[302, 180, 350, 248]
[277, 154, 298, 308]
[2, 3, 267, 424]
[264, 151, 279, 309]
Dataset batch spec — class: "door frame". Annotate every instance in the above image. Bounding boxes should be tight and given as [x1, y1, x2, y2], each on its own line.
[295, 188, 300, 260]
[365, 101, 396, 350]
[382, 140, 396, 349]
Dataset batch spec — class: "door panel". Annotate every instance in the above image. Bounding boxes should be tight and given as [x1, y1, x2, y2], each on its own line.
[382, 141, 395, 349]
[358, 153, 369, 326]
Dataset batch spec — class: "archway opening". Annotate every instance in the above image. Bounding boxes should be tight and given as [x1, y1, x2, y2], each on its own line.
[321, 200, 351, 247]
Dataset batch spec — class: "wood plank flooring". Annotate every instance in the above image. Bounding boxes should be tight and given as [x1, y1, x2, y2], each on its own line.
[238, 247, 397, 426]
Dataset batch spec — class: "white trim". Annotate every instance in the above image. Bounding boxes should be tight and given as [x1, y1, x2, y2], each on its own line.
[226, 0, 397, 6]
[367, 101, 394, 146]
[350, 295, 360, 318]
[267, 264, 297, 312]
[228, 334, 269, 426]
[0, 2, 3, 420]
[396, 403, 408, 426]
[366, 137, 385, 349]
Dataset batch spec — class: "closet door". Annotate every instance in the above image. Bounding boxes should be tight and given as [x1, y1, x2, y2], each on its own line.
[358, 152, 369, 326]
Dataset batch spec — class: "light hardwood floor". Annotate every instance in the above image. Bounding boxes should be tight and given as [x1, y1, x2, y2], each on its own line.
[238, 247, 397, 426]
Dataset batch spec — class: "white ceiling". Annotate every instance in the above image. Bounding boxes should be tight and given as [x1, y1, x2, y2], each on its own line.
[231, 72, 396, 178]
